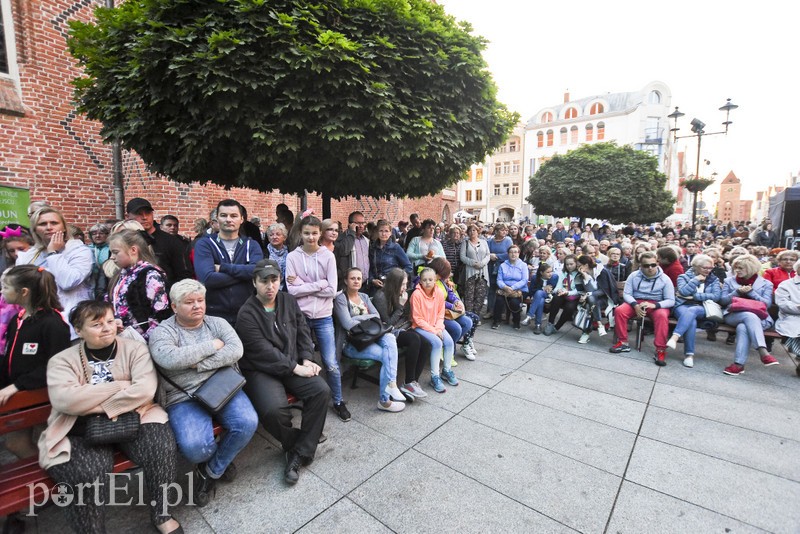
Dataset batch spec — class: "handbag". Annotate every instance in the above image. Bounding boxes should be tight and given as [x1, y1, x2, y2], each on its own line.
[158, 366, 246, 415]
[702, 300, 724, 322]
[444, 308, 464, 320]
[573, 303, 593, 330]
[85, 412, 141, 446]
[728, 296, 768, 320]
[347, 317, 393, 351]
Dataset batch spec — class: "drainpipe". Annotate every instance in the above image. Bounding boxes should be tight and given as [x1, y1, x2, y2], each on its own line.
[106, 0, 124, 219]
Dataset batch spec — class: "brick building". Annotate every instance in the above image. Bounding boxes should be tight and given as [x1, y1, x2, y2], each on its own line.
[0, 0, 456, 235]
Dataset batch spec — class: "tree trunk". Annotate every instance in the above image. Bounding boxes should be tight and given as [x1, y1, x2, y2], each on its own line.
[322, 193, 332, 220]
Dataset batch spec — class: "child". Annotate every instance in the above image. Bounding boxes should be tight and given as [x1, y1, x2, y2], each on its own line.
[522, 263, 560, 334]
[411, 267, 457, 393]
[0, 265, 71, 458]
[107, 230, 171, 340]
[285, 216, 349, 421]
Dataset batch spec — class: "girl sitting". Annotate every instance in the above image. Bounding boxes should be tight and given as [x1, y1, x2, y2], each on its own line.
[521, 263, 559, 334]
[412, 267, 457, 393]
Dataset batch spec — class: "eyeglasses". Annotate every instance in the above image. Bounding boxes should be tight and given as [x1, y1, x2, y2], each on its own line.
[641, 263, 658, 268]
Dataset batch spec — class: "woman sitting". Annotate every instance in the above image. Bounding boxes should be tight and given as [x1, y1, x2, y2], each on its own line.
[333, 268, 405, 412]
[574, 255, 620, 344]
[492, 245, 528, 330]
[521, 263, 559, 334]
[107, 230, 171, 340]
[372, 268, 432, 399]
[665, 254, 722, 367]
[39, 301, 180, 533]
[412, 267, 457, 393]
[720, 254, 778, 376]
[775, 258, 800, 360]
[429, 258, 479, 361]
[406, 219, 445, 270]
[149, 279, 258, 507]
[544, 254, 583, 336]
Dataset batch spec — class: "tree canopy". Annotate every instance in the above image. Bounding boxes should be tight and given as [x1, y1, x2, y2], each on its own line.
[68, 0, 518, 199]
[526, 142, 675, 224]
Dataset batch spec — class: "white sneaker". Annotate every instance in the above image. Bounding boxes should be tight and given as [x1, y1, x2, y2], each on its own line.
[667, 337, 678, 350]
[683, 355, 694, 368]
[410, 381, 428, 398]
[578, 333, 590, 344]
[463, 344, 476, 361]
[378, 400, 405, 412]
[385, 385, 406, 402]
[597, 324, 607, 337]
[520, 316, 531, 326]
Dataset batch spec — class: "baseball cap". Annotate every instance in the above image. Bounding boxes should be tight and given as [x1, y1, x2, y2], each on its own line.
[254, 259, 282, 280]
[126, 197, 153, 214]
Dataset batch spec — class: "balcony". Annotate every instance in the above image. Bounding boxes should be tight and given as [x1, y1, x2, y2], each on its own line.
[641, 127, 664, 144]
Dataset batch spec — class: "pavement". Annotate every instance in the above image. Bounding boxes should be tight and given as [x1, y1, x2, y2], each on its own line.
[17, 322, 800, 533]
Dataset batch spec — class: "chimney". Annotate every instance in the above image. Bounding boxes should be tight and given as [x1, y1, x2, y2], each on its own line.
[563, 90, 570, 103]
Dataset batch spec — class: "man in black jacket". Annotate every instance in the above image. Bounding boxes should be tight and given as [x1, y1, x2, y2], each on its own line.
[235, 259, 330, 485]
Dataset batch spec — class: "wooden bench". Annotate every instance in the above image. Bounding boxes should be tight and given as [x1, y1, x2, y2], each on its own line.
[633, 315, 783, 352]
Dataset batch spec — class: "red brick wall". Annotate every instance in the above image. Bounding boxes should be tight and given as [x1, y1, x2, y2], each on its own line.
[0, 0, 455, 237]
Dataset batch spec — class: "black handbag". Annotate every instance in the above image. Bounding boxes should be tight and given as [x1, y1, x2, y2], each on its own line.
[347, 317, 393, 351]
[84, 412, 141, 446]
[158, 366, 246, 415]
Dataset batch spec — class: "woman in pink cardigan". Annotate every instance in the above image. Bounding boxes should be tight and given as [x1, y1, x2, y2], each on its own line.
[39, 300, 181, 534]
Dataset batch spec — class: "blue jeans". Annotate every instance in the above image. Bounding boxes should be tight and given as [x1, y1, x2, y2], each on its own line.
[343, 334, 399, 402]
[445, 314, 474, 344]
[527, 290, 547, 323]
[415, 327, 454, 377]
[673, 305, 706, 355]
[306, 316, 343, 404]
[724, 311, 773, 365]
[166, 389, 258, 479]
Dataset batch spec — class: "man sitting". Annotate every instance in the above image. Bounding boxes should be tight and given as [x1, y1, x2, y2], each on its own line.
[609, 251, 675, 365]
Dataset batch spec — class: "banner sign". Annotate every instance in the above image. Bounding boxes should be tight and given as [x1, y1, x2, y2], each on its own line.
[0, 186, 30, 228]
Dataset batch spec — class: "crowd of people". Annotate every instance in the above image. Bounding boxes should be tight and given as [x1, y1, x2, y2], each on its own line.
[0, 197, 798, 533]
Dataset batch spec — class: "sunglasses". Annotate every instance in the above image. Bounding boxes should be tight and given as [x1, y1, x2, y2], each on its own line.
[641, 263, 658, 268]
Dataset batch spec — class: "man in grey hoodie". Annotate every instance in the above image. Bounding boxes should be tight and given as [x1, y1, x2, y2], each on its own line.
[609, 251, 675, 365]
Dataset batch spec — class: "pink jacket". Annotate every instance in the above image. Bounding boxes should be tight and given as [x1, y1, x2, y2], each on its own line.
[411, 286, 445, 333]
[286, 247, 338, 319]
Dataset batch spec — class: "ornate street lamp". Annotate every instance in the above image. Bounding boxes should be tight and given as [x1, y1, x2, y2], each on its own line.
[669, 98, 738, 232]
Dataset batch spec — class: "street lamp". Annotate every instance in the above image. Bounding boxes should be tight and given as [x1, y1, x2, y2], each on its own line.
[668, 98, 738, 232]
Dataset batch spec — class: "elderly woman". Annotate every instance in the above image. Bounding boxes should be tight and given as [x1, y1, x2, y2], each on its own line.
[17, 207, 93, 339]
[442, 225, 465, 286]
[406, 219, 445, 270]
[492, 245, 528, 330]
[485, 223, 513, 319]
[87, 223, 111, 299]
[266, 222, 289, 289]
[459, 224, 490, 317]
[665, 254, 722, 367]
[149, 280, 258, 507]
[775, 258, 800, 362]
[720, 254, 777, 375]
[39, 301, 180, 534]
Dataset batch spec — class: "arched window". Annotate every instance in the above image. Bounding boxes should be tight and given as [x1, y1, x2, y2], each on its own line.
[560, 127, 567, 145]
[537, 131, 544, 148]
[648, 91, 662, 104]
[597, 122, 605, 140]
[541, 111, 554, 123]
[590, 102, 604, 115]
[585, 124, 594, 142]
[565, 107, 577, 120]
[570, 125, 578, 144]
[546, 129, 554, 147]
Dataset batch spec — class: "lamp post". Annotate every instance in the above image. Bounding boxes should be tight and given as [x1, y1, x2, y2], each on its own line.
[668, 98, 738, 233]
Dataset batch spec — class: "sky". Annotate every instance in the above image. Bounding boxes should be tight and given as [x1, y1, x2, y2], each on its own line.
[438, 0, 800, 199]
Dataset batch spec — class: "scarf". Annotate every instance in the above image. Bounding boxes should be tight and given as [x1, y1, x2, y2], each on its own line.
[735, 274, 757, 286]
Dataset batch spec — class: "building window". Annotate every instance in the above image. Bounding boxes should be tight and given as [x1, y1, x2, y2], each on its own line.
[511, 184, 519, 195]
[475, 168, 483, 181]
[590, 102, 604, 115]
[465, 170, 472, 182]
[502, 161, 510, 174]
[465, 190, 472, 202]
[648, 90, 662, 104]
[537, 132, 544, 148]
[476, 189, 483, 201]
[0, 0, 16, 77]
[597, 122, 605, 140]
[541, 111, 553, 123]
[560, 127, 567, 145]
[565, 107, 577, 120]
[493, 184, 500, 196]
[586, 124, 593, 141]
[546, 130, 553, 147]
[494, 162, 501, 174]
[497, 144, 507, 153]
[509, 140, 518, 152]
[570, 126, 578, 144]
[512, 161, 520, 173]
[503, 183, 510, 195]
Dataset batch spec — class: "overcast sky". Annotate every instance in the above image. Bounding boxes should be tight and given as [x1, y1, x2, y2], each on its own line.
[438, 0, 799, 198]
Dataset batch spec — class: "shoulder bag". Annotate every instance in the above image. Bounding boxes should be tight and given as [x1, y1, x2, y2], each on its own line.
[728, 296, 768, 320]
[702, 300, 724, 323]
[347, 317, 393, 351]
[158, 366, 246, 415]
[573, 303, 593, 331]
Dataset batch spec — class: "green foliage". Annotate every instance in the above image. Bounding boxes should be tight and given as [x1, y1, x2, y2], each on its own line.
[526, 142, 675, 224]
[68, 0, 518, 198]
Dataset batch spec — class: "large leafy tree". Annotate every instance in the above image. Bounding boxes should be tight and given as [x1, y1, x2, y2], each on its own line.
[527, 142, 675, 224]
[68, 0, 517, 202]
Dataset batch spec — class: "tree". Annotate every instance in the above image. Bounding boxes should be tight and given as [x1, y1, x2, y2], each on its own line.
[67, 0, 517, 207]
[526, 142, 675, 224]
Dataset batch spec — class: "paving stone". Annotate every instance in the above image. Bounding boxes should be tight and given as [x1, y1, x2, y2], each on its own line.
[296, 498, 394, 534]
[349, 449, 576, 534]
[495, 370, 647, 433]
[626, 437, 800, 533]
[461, 389, 636, 476]
[527, 344, 660, 380]
[446, 357, 516, 388]
[416, 375, 488, 414]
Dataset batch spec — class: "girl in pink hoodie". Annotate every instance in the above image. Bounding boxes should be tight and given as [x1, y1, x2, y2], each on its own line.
[411, 268, 457, 393]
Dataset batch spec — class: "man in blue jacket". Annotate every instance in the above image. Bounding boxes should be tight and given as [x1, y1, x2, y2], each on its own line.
[193, 199, 264, 325]
[609, 251, 675, 365]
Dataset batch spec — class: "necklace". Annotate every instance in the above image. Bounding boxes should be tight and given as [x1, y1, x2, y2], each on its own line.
[85, 340, 117, 362]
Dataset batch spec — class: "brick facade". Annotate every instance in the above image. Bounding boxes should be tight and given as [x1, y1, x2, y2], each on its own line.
[0, 0, 456, 236]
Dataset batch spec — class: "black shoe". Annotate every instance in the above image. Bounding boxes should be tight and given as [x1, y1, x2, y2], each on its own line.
[284, 451, 302, 484]
[193, 464, 216, 507]
[726, 333, 736, 345]
[318, 432, 328, 444]
[706, 331, 717, 342]
[219, 462, 237, 483]
[765, 338, 774, 352]
[333, 402, 351, 422]
[491, 322, 499, 330]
